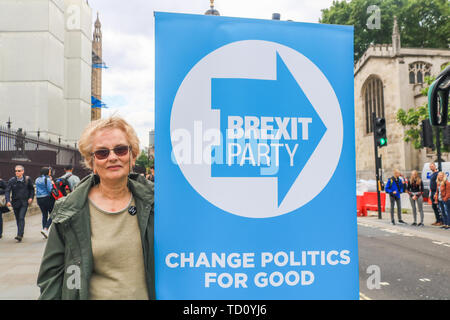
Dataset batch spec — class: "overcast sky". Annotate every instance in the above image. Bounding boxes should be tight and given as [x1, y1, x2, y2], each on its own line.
[89, 0, 337, 148]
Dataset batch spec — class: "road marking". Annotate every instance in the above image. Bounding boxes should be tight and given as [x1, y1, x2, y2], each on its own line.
[419, 278, 431, 282]
[359, 292, 372, 300]
[380, 282, 390, 286]
[432, 241, 450, 248]
[357, 222, 373, 228]
[380, 228, 414, 237]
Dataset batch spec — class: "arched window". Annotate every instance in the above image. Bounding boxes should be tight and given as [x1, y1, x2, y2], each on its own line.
[363, 76, 385, 134]
[409, 72, 415, 84]
[409, 61, 432, 84]
[417, 71, 423, 84]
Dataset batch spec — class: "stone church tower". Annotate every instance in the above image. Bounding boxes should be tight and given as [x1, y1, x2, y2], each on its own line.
[91, 13, 103, 121]
[354, 17, 450, 180]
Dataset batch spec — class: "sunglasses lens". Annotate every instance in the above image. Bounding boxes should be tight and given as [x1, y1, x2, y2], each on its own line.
[93, 146, 129, 159]
[114, 146, 129, 156]
[94, 149, 110, 160]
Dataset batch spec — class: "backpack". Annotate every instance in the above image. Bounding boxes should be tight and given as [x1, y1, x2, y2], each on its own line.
[55, 174, 72, 196]
[45, 177, 64, 200]
[389, 176, 403, 194]
[56, 178, 69, 196]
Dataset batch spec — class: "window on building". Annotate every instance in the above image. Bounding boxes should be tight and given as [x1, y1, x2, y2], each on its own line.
[409, 71, 415, 84]
[417, 71, 423, 84]
[363, 76, 385, 134]
[408, 62, 432, 84]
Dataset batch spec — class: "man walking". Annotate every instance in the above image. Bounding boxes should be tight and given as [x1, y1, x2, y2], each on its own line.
[59, 165, 80, 193]
[5, 165, 35, 242]
[429, 162, 443, 226]
[385, 169, 407, 225]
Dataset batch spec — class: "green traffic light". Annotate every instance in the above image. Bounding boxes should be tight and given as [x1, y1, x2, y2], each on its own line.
[379, 138, 387, 146]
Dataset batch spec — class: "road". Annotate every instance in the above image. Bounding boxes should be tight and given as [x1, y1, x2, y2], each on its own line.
[358, 214, 450, 300]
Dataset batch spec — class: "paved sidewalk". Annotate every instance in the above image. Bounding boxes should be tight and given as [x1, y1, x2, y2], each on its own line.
[358, 205, 450, 244]
[0, 213, 47, 300]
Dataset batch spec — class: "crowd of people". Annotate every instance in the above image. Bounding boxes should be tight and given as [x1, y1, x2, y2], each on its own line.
[384, 163, 450, 229]
[0, 165, 81, 241]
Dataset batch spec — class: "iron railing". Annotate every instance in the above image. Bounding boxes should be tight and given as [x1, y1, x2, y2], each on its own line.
[0, 125, 82, 167]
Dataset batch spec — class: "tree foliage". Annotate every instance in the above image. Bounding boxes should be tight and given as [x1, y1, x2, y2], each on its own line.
[320, 0, 450, 62]
[136, 150, 151, 170]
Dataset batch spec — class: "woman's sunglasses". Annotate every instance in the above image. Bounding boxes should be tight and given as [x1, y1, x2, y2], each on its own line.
[92, 145, 131, 160]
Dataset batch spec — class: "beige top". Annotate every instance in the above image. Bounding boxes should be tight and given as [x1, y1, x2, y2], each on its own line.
[88, 195, 149, 300]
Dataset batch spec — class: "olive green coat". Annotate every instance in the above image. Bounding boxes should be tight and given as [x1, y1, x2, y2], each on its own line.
[36, 173, 155, 300]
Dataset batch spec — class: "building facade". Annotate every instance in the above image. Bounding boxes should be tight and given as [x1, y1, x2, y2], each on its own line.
[354, 17, 450, 179]
[0, 0, 96, 146]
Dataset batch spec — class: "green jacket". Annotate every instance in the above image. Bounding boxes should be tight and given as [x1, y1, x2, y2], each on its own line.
[37, 173, 155, 300]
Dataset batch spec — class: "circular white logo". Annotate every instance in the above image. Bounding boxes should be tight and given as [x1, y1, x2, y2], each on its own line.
[170, 40, 343, 218]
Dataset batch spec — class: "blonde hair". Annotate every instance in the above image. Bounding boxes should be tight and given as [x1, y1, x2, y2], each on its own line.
[437, 171, 447, 186]
[78, 116, 140, 170]
[410, 170, 421, 185]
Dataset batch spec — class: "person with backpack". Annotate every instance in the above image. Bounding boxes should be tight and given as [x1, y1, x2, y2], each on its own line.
[385, 169, 407, 225]
[35, 167, 55, 239]
[59, 165, 80, 193]
[5, 165, 35, 242]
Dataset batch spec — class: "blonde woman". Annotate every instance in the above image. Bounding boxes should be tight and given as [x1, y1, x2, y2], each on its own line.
[37, 117, 155, 300]
[433, 172, 450, 229]
[407, 170, 424, 226]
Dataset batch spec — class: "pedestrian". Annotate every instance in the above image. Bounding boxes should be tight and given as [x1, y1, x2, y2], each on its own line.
[407, 170, 424, 226]
[434, 171, 450, 230]
[385, 169, 407, 225]
[37, 116, 155, 300]
[5, 165, 35, 242]
[429, 163, 443, 226]
[148, 165, 154, 182]
[60, 165, 80, 192]
[35, 167, 55, 239]
[0, 173, 11, 240]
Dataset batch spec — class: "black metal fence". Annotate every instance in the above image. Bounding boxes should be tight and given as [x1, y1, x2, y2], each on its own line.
[0, 125, 90, 180]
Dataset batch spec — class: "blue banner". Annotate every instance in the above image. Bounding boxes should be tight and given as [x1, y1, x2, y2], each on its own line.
[155, 12, 357, 299]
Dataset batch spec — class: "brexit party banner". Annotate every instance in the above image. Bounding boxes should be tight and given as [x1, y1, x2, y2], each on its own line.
[155, 12, 357, 299]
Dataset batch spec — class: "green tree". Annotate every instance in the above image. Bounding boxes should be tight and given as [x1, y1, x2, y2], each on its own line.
[396, 63, 450, 151]
[320, 0, 450, 62]
[136, 150, 151, 170]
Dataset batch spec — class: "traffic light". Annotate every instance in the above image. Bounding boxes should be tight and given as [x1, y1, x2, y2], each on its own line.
[421, 119, 434, 148]
[374, 117, 387, 148]
[429, 65, 449, 127]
